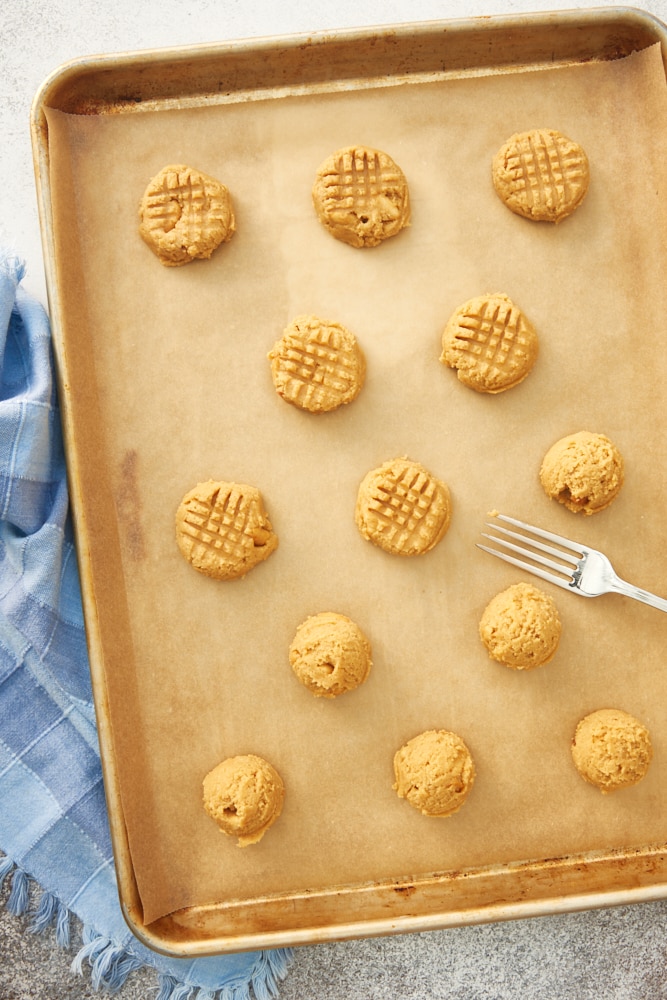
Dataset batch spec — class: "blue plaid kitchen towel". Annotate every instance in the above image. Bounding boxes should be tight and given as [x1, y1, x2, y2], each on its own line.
[0, 248, 293, 998]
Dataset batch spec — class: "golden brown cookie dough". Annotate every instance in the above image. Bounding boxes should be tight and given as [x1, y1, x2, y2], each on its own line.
[203, 754, 285, 846]
[312, 145, 411, 248]
[479, 582, 561, 670]
[175, 479, 278, 580]
[139, 164, 235, 266]
[268, 315, 366, 413]
[539, 431, 624, 515]
[355, 457, 452, 557]
[440, 292, 538, 393]
[492, 129, 590, 223]
[289, 612, 372, 698]
[571, 709, 653, 794]
[393, 730, 475, 817]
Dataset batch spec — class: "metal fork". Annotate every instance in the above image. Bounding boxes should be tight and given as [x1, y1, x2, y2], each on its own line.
[478, 513, 667, 614]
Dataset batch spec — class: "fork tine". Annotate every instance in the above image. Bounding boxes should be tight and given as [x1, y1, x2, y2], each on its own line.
[476, 542, 575, 592]
[493, 513, 584, 554]
[484, 523, 580, 568]
[480, 532, 575, 580]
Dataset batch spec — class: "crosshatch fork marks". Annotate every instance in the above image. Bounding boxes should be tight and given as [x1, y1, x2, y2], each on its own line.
[143, 168, 210, 237]
[503, 129, 588, 218]
[181, 484, 251, 561]
[368, 465, 441, 549]
[453, 297, 528, 373]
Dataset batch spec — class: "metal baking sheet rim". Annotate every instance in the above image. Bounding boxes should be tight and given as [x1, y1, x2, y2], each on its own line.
[29, 5, 667, 958]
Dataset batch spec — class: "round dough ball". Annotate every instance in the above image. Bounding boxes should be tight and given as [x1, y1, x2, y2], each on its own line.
[203, 754, 285, 846]
[268, 315, 366, 413]
[479, 582, 561, 670]
[176, 479, 278, 580]
[312, 145, 411, 248]
[139, 164, 235, 266]
[289, 612, 372, 698]
[355, 457, 452, 557]
[492, 128, 589, 223]
[539, 431, 624, 515]
[393, 730, 475, 817]
[571, 709, 652, 793]
[440, 292, 538, 393]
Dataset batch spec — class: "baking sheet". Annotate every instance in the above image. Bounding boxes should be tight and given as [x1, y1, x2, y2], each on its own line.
[40, 34, 667, 931]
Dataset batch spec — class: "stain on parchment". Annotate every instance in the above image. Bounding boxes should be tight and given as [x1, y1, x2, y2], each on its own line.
[116, 449, 146, 561]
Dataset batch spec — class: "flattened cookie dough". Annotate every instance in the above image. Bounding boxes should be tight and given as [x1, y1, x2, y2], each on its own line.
[355, 457, 452, 556]
[440, 292, 538, 393]
[492, 129, 589, 223]
[176, 479, 278, 580]
[139, 164, 236, 266]
[393, 730, 475, 817]
[203, 754, 285, 846]
[312, 145, 411, 248]
[571, 709, 652, 793]
[539, 431, 624, 515]
[479, 582, 561, 670]
[268, 315, 366, 413]
[289, 612, 372, 698]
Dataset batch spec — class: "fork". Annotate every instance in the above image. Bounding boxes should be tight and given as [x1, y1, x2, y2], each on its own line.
[478, 513, 667, 613]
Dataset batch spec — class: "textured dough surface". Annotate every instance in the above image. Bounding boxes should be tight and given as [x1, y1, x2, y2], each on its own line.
[312, 145, 411, 248]
[440, 292, 538, 393]
[268, 315, 366, 413]
[393, 730, 475, 817]
[539, 431, 624, 515]
[479, 582, 562, 670]
[492, 129, 590, 223]
[202, 754, 285, 846]
[139, 163, 235, 266]
[289, 612, 372, 698]
[571, 709, 653, 793]
[175, 479, 278, 580]
[355, 457, 452, 556]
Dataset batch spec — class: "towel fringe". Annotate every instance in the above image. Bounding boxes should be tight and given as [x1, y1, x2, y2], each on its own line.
[72, 929, 144, 993]
[1, 855, 292, 999]
[7, 865, 29, 916]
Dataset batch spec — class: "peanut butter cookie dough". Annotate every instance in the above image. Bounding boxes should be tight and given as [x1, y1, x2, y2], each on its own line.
[139, 164, 236, 266]
[492, 129, 590, 223]
[312, 145, 411, 248]
[539, 431, 624, 515]
[479, 582, 561, 670]
[203, 754, 285, 846]
[268, 315, 366, 413]
[571, 709, 653, 793]
[289, 612, 372, 698]
[176, 479, 278, 580]
[440, 292, 538, 393]
[355, 457, 452, 557]
[393, 730, 475, 817]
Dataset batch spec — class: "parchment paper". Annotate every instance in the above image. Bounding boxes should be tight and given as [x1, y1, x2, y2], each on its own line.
[44, 42, 667, 926]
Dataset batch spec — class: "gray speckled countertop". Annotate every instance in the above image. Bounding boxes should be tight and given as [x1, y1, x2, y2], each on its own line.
[3, 1, 667, 996]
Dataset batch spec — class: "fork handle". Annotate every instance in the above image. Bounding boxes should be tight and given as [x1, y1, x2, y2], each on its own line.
[611, 578, 667, 614]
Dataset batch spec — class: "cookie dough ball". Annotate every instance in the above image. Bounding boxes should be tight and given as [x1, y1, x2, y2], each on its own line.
[479, 582, 561, 670]
[268, 315, 366, 413]
[289, 612, 372, 698]
[440, 292, 538, 393]
[176, 479, 278, 580]
[492, 129, 589, 223]
[571, 709, 652, 793]
[393, 730, 475, 817]
[355, 457, 452, 557]
[312, 145, 411, 248]
[139, 164, 236, 266]
[203, 754, 285, 846]
[539, 431, 624, 515]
